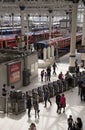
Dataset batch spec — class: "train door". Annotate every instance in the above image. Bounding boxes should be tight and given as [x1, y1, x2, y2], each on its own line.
[2, 40, 7, 48]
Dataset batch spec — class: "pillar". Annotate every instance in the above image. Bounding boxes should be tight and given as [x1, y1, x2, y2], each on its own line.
[68, 11, 72, 33]
[20, 6, 25, 36]
[51, 45, 54, 57]
[9, 15, 11, 26]
[69, 1, 79, 72]
[19, 5, 25, 48]
[48, 46, 51, 59]
[52, 16, 54, 32]
[48, 9, 53, 39]
[27, 14, 30, 50]
[12, 13, 14, 30]
[1, 16, 3, 34]
[27, 14, 30, 32]
[81, 6, 85, 67]
[43, 48, 47, 60]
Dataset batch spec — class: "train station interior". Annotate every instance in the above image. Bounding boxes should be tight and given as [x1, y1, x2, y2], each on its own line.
[0, 0, 85, 130]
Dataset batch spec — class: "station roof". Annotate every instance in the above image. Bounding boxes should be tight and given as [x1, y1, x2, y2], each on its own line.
[0, 0, 84, 17]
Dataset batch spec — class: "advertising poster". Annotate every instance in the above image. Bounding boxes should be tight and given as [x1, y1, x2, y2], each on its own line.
[8, 62, 21, 83]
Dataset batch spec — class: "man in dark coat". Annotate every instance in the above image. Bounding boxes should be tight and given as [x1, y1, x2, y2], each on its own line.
[27, 95, 32, 118]
[56, 92, 61, 113]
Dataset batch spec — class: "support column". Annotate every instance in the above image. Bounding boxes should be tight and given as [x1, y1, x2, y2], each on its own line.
[19, 5, 25, 48]
[9, 15, 11, 26]
[48, 9, 52, 39]
[68, 11, 72, 33]
[12, 13, 14, 30]
[52, 16, 54, 32]
[81, 6, 85, 67]
[48, 46, 51, 59]
[27, 14, 30, 32]
[43, 48, 47, 60]
[20, 6, 25, 36]
[51, 45, 54, 57]
[27, 14, 30, 50]
[69, 2, 78, 72]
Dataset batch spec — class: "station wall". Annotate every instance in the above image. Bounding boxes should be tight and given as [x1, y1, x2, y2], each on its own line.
[0, 53, 38, 95]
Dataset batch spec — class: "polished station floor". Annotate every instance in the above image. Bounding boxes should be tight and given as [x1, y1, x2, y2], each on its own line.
[0, 53, 85, 130]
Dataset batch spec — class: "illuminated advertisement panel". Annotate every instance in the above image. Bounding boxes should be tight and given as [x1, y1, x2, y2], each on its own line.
[8, 62, 21, 84]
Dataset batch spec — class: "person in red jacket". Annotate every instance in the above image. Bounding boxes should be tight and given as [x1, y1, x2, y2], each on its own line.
[60, 94, 66, 113]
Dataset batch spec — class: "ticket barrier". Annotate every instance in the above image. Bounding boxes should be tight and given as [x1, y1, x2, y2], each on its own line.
[37, 86, 44, 102]
[57, 80, 63, 93]
[7, 90, 26, 115]
[64, 78, 70, 90]
[32, 88, 38, 104]
[62, 79, 67, 92]
[48, 82, 54, 98]
[53, 81, 59, 95]
[0, 96, 6, 113]
[43, 84, 48, 94]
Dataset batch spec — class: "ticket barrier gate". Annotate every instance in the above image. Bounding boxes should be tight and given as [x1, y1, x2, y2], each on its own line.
[57, 80, 63, 93]
[32, 88, 38, 104]
[7, 90, 26, 115]
[37, 86, 44, 102]
[53, 81, 59, 95]
[62, 79, 67, 92]
[43, 84, 48, 94]
[48, 82, 54, 98]
[0, 96, 6, 113]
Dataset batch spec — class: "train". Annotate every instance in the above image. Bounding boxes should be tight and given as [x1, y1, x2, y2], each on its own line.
[0, 28, 21, 35]
[34, 32, 82, 59]
[0, 29, 62, 48]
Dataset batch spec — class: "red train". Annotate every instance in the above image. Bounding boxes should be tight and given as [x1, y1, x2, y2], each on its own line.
[34, 32, 82, 49]
[34, 32, 82, 59]
[0, 30, 62, 48]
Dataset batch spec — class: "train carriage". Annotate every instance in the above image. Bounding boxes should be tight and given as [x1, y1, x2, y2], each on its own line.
[34, 32, 82, 60]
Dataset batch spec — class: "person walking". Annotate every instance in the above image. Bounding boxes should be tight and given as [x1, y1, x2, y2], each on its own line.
[33, 100, 40, 119]
[73, 117, 83, 130]
[60, 94, 66, 113]
[47, 65, 51, 81]
[52, 62, 57, 75]
[40, 69, 44, 82]
[67, 115, 74, 130]
[44, 71, 47, 82]
[44, 88, 52, 108]
[56, 92, 61, 114]
[28, 123, 36, 130]
[65, 71, 73, 92]
[27, 95, 32, 118]
[2, 84, 7, 96]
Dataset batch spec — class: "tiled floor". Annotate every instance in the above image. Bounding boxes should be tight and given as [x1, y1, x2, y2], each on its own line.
[0, 52, 85, 130]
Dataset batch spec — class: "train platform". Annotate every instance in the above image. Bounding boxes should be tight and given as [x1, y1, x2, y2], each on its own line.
[0, 52, 85, 130]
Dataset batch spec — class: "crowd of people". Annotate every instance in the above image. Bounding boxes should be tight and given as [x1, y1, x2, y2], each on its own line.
[2, 84, 16, 96]
[1, 60, 84, 130]
[67, 115, 83, 130]
[56, 93, 66, 114]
